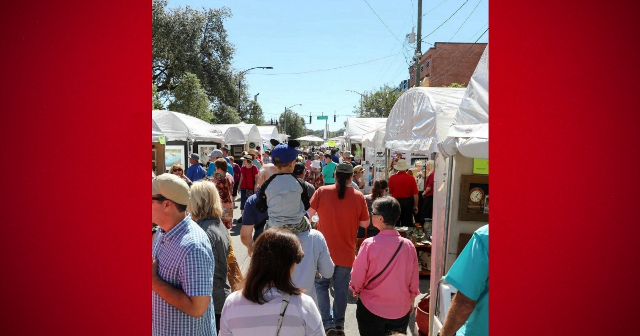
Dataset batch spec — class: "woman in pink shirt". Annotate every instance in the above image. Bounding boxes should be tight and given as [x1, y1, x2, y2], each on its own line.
[349, 196, 420, 336]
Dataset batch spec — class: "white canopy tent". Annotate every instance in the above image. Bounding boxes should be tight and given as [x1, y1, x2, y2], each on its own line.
[256, 125, 279, 143]
[438, 46, 489, 159]
[152, 110, 224, 142]
[152, 119, 165, 142]
[295, 135, 325, 142]
[344, 118, 388, 144]
[277, 133, 288, 142]
[383, 88, 466, 154]
[360, 127, 386, 149]
[218, 122, 262, 148]
[213, 125, 248, 146]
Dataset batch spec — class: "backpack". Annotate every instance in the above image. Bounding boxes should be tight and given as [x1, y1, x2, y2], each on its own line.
[256, 173, 310, 213]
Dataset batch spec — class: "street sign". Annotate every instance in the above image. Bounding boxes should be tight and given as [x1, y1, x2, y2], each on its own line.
[317, 116, 328, 120]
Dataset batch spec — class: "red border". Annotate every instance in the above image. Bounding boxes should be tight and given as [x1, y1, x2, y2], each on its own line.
[492, 0, 640, 335]
[0, 1, 148, 334]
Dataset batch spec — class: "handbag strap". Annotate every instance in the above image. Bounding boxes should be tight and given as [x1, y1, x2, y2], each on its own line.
[275, 293, 291, 336]
[364, 240, 404, 288]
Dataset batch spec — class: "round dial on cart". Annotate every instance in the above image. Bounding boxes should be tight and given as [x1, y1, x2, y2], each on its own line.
[469, 187, 485, 204]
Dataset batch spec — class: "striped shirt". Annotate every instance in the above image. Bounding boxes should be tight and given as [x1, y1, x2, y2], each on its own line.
[152, 215, 216, 336]
[219, 288, 324, 336]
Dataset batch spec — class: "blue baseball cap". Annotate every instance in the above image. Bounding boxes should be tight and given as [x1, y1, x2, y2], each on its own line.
[270, 139, 300, 163]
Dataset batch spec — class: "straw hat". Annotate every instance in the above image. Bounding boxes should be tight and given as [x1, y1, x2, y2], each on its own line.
[395, 159, 410, 171]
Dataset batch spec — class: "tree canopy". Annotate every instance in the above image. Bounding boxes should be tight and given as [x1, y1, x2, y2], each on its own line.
[167, 72, 210, 120]
[212, 104, 241, 124]
[153, 0, 237, 107]
[353, 84, 402, 118]
[279, 109, 305, 140]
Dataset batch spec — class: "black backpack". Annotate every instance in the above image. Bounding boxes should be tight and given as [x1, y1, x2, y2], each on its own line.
[256, 173, 310, 213]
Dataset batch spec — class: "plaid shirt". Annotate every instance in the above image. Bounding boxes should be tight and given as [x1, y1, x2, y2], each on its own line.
[152, 215, 216, 336]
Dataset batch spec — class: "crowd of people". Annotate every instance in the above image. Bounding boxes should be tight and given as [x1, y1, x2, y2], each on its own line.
[152, 142, 486, 336]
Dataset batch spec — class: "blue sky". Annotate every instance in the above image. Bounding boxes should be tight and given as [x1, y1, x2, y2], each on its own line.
[166, 0, 488, 131]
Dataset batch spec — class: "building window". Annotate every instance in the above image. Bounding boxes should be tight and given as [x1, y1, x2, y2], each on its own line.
[426, 59, 430, 68]
[420, 65, 424, 73]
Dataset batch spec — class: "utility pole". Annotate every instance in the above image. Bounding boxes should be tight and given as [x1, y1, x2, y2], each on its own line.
[414, 0, 422, 87]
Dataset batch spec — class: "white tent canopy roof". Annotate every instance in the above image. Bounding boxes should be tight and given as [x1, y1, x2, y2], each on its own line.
[361, 127, 386, 148]
[152, 119, 165, 142]
[256, 125, 279, 142]
[438, 46, 489, 159]
[345, 118, 388, 143]
[212, 124, 246, 146]
[152, 110, 224, 142]
[383, 88, 466, 154]
[217, 123, 262, 146]
[295, 135, 325, 142]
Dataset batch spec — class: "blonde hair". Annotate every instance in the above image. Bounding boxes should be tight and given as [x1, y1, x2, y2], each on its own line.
[169, 163, 183, 174]
[425, 160, 435, 170]
[187, 181, 223, 221]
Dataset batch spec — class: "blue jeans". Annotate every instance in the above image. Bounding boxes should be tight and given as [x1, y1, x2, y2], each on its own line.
[315, 265, 351, 329]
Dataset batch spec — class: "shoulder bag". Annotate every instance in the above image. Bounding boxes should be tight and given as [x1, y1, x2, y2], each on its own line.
[364, 240, 404, 288]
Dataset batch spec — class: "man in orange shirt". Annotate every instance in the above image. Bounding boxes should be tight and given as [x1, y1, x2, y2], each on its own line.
[387, 159, 418, 227]
[307, 162, 369, 335]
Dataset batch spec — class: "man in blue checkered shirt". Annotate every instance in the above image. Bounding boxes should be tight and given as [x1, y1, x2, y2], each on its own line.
[152, 174, 216, 335]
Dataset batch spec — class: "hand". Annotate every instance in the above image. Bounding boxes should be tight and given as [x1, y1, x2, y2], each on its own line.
[248, 244, 254, 257]
[152, 258, 159, 279]
[413, 206, 419, 214]
[422, 191, 427, 197]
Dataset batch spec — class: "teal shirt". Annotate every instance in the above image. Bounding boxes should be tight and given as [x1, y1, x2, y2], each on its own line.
[321, 161, 337, 184]
[444, 225, 488, 336]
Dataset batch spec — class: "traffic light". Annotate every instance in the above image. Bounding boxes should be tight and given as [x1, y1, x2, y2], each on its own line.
[334, 114, 336, 122]
[309, 116, 312, 124]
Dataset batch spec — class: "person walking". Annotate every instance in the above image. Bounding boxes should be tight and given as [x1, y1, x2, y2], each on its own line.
[186, 153, 206, 182]
[187, 181, 231, 334]
[387, 159, 418, 227]
[218, 228, 325, 336]
[350, 196, 420, 336]
[321, 154, 337, 186]
[237, 155, 258, 224]
[307, 163, 370, 336]
[152, 174, 215, 335]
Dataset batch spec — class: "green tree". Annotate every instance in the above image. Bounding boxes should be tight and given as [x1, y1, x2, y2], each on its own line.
[167, 72, 211, 119]
[212, 104, 241, 124]
[153, 0, 236, 107]
[279, 109, 305, 139]
[353, 84, 402, 118]
[152, 83, 164, 110]
[246, 100, 266, 126]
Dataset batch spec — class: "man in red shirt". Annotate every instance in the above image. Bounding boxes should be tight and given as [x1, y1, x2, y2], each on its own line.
[387, 159, 418, 227]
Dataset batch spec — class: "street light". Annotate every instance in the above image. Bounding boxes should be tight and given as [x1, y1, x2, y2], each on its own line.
[238, 67, 273, 119]
[284, 103, 302, 139]
[346, 89, 365, 114]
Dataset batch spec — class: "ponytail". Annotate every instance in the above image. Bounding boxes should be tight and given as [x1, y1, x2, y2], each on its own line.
[335, 172, 352, 200]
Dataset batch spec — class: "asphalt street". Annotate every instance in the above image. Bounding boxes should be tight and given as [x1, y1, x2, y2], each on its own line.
[229, 199, 430, 336]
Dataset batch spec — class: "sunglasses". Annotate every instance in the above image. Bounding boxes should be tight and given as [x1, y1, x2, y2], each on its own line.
[152, 195, 169, 202]
[173, 168, 182, 172]
[295, 255, 303, 264]
[372, 211, 381, 216]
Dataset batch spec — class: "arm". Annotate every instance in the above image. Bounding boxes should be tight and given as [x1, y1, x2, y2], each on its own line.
[359, 194, 370, 227]
[413, 194, 419, 213]
[240, 224, 255, 255]
[348, 242, 369, 296]
[316, 233, 335, 279]
[438, 291, 477, 336]
[307, 207, 317, 218]
[152, 259, 211, 318]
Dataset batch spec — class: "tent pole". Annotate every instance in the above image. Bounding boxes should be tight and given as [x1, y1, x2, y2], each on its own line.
[385, 148, 390, 180]
[441, 154, 454, 274]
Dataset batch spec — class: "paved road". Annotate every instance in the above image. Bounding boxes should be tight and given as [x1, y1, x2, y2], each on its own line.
[229, 199, 430, 336]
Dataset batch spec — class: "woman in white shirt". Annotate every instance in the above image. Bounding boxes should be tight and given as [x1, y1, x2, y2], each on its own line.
[219, 228, 325, 336]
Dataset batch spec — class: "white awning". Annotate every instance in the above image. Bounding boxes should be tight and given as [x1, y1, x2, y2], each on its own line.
[212, 125, 246, 146]
[256, 125, 279, 142]
[295, 135, 325, 142]
[216, 123, 262, 147]
[345, 118, 388, 143]
[152, 110, 224, 142]
[383, 88, 466, 154]
[152, 119, 165, 142]
[438, 46, 489, 159]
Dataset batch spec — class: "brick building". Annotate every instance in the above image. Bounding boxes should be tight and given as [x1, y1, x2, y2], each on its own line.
[408, 42, 487, 87]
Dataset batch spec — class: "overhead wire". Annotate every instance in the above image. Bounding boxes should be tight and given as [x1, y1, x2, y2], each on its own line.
[362, 0, 405, 45]
[253, 53, 400, 76]
[422, 0, 450, 17]
[420, 0, 469, 43]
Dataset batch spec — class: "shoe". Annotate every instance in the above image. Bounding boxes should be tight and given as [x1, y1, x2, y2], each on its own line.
[324, 328, 338, 336]
[234, 205, 238, 209]
[335, 326, 344, 335]
[236, 216, 242, 224]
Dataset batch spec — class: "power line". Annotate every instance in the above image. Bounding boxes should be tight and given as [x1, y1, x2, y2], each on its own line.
[362, 0, 405, 45]
[420, 0, 469, 43]
[423, 0, 450, 17]
[430, 28, 488, 83]
[424, 0, 485, 64]
[253, 53, 400, 76]
[469, 22, 488, 40]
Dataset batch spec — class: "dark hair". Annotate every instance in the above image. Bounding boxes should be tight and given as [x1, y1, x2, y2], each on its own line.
[371, 180, 388, 201]
[221, 147, 229, 153]
[372, 196, 401, 226]
[264, 150, 270, 155]
[273, 157, 294, 168]
[324, 154, 331, 159]
[174, 202, 187, 213]
[335, 172, 352, 200]
[242, 228, 304, 304]
[214, 158, 228, 171]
